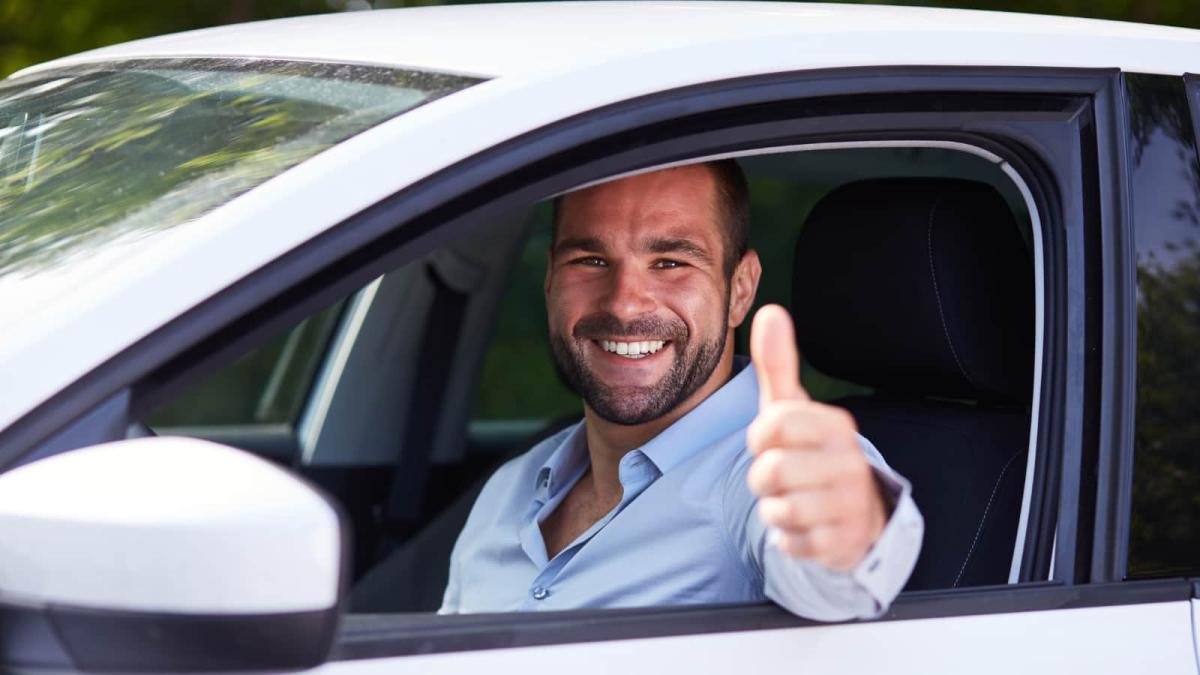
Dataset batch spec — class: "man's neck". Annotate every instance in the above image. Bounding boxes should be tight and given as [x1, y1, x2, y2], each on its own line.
[581, 344, 737, 496]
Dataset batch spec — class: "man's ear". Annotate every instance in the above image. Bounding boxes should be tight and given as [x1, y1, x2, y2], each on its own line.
[728, 249, 762, 329]
[544, 245, 554, 296]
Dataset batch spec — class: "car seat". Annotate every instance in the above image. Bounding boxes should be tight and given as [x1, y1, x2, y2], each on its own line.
[791, 177, 1034, 590]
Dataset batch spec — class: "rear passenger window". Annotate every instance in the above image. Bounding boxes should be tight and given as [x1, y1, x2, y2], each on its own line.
[1127, 74, 1200, 578]
[147, 302, 343, 427]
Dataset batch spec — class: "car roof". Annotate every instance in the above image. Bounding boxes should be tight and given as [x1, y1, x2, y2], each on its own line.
[16, 1, 1200, 80]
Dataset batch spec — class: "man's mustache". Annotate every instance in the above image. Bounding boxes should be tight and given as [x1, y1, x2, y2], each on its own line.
[572, 312, 687, 340]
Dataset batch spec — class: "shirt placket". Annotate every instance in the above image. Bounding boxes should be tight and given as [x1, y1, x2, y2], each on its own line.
[521, 452, 659, 610]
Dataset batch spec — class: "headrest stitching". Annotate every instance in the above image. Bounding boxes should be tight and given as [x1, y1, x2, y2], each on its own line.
[926, 195, 978, 391]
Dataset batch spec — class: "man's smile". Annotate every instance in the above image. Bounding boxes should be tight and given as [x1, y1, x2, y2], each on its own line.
[595, 339, 670, 359]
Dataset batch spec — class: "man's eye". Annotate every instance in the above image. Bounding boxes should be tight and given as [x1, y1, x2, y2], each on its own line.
[653, 259, 684, 269]
[571, 256, 606, 266]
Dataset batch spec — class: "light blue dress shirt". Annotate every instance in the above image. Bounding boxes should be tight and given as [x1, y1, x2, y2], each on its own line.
[440, 357, 924, 620]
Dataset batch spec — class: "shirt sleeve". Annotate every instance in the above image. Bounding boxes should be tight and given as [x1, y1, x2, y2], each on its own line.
[727, 433, 924, 621]
[438, 537, 463, 614]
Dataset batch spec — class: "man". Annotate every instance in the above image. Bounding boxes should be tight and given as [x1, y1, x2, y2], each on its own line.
[440, 160, 923, 619]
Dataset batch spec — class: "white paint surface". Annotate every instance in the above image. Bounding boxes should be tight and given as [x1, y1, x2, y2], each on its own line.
[0, 437, 341, 613]
[19, 2, 1200, 80]
[317, 601, 1196, 675]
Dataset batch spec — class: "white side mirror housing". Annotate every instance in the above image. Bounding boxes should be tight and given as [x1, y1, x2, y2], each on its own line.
[0, 436, 345, 672]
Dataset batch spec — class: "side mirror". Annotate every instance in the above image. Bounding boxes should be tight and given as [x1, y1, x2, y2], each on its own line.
[0, 437, 345, 672]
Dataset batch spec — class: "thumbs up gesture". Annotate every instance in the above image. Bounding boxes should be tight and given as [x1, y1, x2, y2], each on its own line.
[747, 305, 888, 571]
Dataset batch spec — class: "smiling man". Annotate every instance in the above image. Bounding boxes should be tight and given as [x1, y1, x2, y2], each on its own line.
[440, 160, 923, 619]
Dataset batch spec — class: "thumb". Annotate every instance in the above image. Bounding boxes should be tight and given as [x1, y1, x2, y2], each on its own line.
[750, 304, 810, 408]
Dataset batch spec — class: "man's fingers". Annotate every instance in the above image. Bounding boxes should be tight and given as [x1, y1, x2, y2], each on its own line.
[746, 400, 858, 456]
[773, 528, 861, 571]
[747, 447, 869, 496]
[758, 491, 843, 531]
[750, 304, 810, 408]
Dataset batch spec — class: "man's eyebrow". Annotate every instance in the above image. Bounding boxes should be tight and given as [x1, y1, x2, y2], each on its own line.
[553, 236, 607, 255]
[645, 237, 713, 262]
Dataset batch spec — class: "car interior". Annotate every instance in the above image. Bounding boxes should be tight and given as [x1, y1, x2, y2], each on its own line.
[141, 144, 1038, 613]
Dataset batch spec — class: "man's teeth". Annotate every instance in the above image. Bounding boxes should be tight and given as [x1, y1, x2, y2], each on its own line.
[600, 340, 667, 358]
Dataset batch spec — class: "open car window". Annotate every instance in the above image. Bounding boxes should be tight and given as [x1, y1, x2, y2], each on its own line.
[141, 143, 1040, 616]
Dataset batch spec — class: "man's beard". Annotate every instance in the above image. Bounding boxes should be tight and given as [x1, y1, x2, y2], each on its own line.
[550, 311, 727, 426]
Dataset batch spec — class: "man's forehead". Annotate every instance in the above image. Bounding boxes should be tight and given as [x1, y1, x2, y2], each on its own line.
[557, 165, 721, 237]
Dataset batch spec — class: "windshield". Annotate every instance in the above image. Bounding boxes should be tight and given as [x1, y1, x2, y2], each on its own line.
[0, 58, 481, 278]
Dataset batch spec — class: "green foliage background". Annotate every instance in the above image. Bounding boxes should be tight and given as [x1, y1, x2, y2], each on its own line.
[4, 0, 1200, 79]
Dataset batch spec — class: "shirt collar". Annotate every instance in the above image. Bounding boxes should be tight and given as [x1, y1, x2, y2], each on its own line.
[534, 356, 759, 491]
[638, 355, 757, 475]
[533, 422, 589, 497]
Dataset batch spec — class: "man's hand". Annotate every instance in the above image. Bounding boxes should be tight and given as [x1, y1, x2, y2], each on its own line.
[746, 304, 888, 571]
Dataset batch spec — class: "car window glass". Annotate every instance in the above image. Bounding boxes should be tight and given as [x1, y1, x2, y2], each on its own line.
[1126, 73, 1200, 578]
[147, 301, 344, 427]
[0, 59, 479, 285]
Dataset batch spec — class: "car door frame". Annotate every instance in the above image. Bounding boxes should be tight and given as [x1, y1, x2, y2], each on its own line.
[3, 65, 1167, 663]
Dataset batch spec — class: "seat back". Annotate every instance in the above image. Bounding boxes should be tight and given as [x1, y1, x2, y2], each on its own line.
[792, 178, 1034, 589]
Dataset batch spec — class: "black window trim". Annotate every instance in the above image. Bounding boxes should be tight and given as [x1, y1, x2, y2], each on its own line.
[1185, 74, 1200, 141]
[1, 65, 1139, 656]
[1081, 70, 1136, 584]
[333, 578, 1191, 661]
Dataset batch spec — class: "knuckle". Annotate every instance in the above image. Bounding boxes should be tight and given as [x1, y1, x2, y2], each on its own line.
[747, 456, 775, 493]
[835, 408, 858, 432]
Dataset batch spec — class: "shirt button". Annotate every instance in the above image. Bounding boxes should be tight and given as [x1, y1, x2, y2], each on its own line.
[531, 586, 550, 601]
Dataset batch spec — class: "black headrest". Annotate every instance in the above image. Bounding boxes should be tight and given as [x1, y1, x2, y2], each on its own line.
[792, 178, 1033, 402]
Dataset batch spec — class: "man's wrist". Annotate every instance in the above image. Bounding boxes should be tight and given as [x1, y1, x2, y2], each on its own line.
[873, 468, 900, 518]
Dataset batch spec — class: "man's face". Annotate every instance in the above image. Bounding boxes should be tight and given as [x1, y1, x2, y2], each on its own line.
[545, 165, 738, 426]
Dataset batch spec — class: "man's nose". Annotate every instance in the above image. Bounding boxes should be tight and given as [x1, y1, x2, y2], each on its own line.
[601, 263, 657, 320]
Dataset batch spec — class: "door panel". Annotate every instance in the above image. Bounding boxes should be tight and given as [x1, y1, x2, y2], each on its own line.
[318, 602, 1194, 674]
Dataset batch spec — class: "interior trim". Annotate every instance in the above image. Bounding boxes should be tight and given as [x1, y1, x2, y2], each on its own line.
[298, 276, 383, 464]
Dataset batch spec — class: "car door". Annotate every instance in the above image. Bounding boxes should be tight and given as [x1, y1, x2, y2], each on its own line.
[5, 65, 1198, 673]
[301, 67, 1195, 675]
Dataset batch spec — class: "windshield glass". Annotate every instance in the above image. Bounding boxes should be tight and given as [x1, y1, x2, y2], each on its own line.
[0, 58, 481, 278]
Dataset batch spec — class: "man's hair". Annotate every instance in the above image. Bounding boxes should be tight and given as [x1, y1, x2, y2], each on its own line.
[551, 159, 750, 277]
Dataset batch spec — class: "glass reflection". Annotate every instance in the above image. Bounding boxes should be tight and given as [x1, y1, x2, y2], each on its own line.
[0, 59, 479, 279]
[1127, 73, 1200, 578]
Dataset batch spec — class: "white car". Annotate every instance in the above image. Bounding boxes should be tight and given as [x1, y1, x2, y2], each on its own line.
[1, 2, 1199, 673]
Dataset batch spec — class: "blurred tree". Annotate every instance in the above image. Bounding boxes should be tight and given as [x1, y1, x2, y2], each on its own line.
[4, 0, 1200, 79]
[0, 0, 334, 78]
[832, 0, 1200, 27]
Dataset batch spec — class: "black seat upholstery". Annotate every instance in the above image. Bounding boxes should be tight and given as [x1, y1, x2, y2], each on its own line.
[792, 177, 1034, 590]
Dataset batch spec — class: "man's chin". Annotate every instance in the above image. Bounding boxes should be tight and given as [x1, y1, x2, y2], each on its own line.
[584, 386, 675, 426]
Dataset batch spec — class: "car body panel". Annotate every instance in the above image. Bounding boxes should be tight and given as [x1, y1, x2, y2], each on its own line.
[319, 602, 1195, 674]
